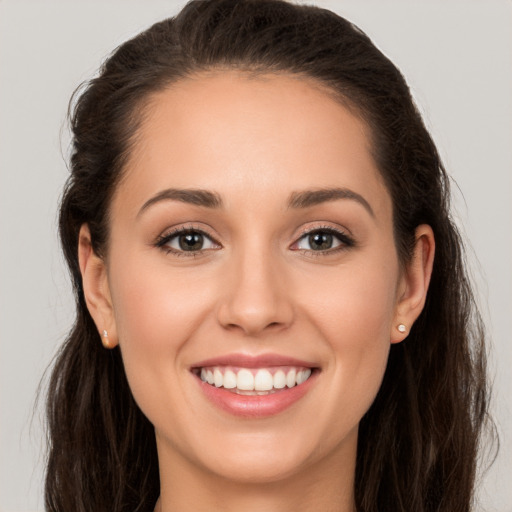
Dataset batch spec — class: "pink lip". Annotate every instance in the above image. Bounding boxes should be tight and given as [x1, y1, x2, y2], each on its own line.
[194, 373, 318, 418]
[191, 352, 319, 418]
[191, 352, 317, 369]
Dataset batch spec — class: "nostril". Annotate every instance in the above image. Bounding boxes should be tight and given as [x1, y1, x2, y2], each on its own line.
[222, 320, 286, 336]
[216, 288, 294, 335]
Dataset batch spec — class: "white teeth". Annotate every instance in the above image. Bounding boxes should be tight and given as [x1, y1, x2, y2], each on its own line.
[198, 366, 313, 391]
[254, 369, 273, 391]
[286, 369, 296, 388]
[214, 368, 223, 387]
[237, 369, 255, 390]
[273, 370, 286, 389]
[223, 369, 237, 389]
[296, 368, 312, 385]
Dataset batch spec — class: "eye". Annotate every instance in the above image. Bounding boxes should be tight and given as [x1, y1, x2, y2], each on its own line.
[293, 228, 353, 252]
[156, 228, 219, 254]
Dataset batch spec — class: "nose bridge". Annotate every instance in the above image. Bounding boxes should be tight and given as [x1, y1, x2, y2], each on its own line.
[217, 239, 293, 335]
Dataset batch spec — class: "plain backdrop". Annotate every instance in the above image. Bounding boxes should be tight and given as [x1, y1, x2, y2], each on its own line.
[0, 1, 511, 511]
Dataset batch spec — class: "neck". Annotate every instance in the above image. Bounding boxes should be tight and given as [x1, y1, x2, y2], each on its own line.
[155, 433, 357, 512]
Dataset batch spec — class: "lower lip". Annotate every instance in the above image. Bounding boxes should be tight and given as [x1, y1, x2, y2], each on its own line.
[194, 371, 318, 418]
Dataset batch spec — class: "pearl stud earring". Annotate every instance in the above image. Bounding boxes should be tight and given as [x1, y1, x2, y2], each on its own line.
[397, 324, 407, 333]
[102, 329, 111, 348]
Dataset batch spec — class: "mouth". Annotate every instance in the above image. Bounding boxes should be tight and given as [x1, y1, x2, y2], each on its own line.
[190, 354, 319, 417]
[192, 365, 313, 395]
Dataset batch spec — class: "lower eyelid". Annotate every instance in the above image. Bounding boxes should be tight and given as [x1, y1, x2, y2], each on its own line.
[295, 236, 342, 251]
[165, 232, 218, 253]
[155, 225, 354, 255]
[156, 228, 220, 251]
[291, 228, 355, 250]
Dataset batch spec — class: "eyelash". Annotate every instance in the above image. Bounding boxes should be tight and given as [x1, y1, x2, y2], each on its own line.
[292, 225, 355, 256]
[155, 226, 219, 257]
[155, 225, 355, 257]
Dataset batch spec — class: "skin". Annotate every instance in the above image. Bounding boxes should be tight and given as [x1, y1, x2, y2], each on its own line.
[79, 72, 434, 512]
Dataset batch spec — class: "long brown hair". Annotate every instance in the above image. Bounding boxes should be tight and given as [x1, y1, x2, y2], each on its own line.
[45, 1, 493, 510]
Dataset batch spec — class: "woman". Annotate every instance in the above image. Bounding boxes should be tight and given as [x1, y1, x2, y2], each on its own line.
[45, 1, 491, 511]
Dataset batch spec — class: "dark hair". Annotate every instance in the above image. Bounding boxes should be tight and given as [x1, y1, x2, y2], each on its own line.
[45, 1, 492, 511]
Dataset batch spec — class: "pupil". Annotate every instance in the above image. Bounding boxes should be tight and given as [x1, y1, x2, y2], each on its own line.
[179, 233, 203, 251]
[309, 232, 332, 250]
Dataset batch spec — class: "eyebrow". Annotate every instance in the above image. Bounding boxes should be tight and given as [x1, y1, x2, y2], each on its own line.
[137, 186, 374, 218]
[138, 188, 223, 217]
[287, 188, 375, 217]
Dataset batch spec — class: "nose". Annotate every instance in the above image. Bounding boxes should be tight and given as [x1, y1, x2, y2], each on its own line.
[216, 247, 294, 336]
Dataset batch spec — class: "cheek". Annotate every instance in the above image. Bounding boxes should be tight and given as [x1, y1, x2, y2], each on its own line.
[110, 252, 214, 346]
[106, 252, 215, 415]
[295, 257, 398, 420]
[299, 255, 399, 343]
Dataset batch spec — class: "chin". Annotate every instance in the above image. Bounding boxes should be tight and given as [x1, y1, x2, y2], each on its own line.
[201, 448, 311, 484]
[186, 421, 348, 485]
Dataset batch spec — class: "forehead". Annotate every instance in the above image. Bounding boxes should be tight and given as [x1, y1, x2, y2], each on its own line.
[115, 71, 391, 220]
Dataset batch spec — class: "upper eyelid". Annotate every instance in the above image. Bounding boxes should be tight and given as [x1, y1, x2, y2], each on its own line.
[294, 223, 353, 240]
[291, 225, 356, 251]
[156, 225, 221, 248]
[155, 222, 354, 249]
[158, 223, 218, 238]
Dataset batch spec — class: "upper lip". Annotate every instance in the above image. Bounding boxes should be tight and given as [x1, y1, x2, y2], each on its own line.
[191, 353, 318, 369]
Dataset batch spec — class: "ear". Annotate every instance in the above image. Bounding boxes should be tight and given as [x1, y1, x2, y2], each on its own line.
[391, 224, 435, 343]
[78, 224, 118, 349]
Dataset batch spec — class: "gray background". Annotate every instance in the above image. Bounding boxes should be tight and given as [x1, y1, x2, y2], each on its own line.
[1, 1, 510, 510]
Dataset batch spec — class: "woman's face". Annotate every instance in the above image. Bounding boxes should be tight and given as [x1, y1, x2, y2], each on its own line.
[90, 72, 417, 484]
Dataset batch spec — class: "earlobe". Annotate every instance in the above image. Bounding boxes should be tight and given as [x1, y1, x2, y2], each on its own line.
[78, 224, 118, 349]
[391, 224, 435, 343]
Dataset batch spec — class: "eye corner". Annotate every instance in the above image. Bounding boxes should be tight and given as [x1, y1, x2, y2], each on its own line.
[290, 225, 356, 254]
[154, 225, 222, 256]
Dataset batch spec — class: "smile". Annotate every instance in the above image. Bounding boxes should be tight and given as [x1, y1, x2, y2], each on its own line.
[191, 355, 319, 417]
[197, 366, 313, 395]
